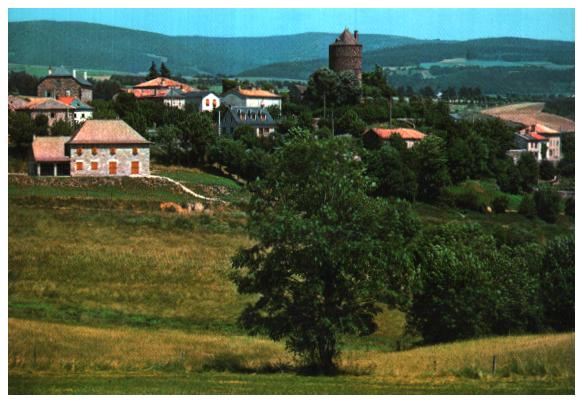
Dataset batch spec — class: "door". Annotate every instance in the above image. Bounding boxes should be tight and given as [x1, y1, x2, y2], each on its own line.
[131, 161, 139, 175]
[108, 161, 117, 175]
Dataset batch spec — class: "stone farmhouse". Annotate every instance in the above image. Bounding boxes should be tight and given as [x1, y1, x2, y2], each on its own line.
[363, 127, 427, 148]
[30, 120, 151, 177]
[221, 87, 282, 110]
[37, 66, 93, 103]
[220, 106, 277, 136]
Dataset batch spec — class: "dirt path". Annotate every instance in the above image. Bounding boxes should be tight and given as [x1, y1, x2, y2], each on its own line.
[147, 175, 226, 203]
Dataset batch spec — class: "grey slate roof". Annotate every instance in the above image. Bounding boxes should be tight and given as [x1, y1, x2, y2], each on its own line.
[183, 91, 217, 99]
[228, 107, 276, 127]
[40, 65, 93, 87]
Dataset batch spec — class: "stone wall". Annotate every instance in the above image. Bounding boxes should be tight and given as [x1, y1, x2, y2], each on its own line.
[37, 77, 93, 102]
[69, 145, 150, 177]
[329, 44, 363, 81]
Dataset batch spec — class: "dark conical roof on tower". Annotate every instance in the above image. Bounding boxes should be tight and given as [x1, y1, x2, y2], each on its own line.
[333, 28, 359, 45]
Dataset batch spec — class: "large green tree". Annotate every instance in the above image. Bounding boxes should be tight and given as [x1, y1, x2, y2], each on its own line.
[412, 135, 451, 201]
[160, 63, 171, 78]
[147, 61, 159, 80]
[232, 136, 418, 373]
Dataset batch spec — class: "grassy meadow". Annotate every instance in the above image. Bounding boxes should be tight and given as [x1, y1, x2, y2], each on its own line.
[8, 170, 575, 394]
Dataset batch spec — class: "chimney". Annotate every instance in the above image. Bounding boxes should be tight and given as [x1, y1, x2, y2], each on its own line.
[354, 30, 359, 41]
[72, 69, 77, 78]
[48, 66, 52, 76]
[84, 71, 88, 80]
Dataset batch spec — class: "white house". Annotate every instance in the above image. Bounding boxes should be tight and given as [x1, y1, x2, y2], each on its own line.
[184, 91, 221, 112]
[57, 97, 94, 124]
[221, 87, 282, 110]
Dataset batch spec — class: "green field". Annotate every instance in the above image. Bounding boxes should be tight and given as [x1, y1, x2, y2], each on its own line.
[8, 172, 575, 394]
[9, 63, 138, 79]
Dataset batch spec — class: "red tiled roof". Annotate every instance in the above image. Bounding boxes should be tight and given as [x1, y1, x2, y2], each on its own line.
[231, 88, 282, 99]
[13, 97, 73, 111]
[67, 120, 150, 145]
[133, 77, 194, 90]
[57, 96, 75, 105]
[369, 127, 426, 141]
[32, 136, 71, 162]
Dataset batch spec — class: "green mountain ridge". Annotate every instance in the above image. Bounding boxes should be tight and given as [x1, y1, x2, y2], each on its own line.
[8, 20, 429, 76]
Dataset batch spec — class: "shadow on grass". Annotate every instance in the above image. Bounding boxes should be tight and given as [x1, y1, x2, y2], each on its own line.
[201, 352, 374, 377]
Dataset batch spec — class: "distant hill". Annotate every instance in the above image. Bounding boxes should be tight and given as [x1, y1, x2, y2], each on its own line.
[239, 37, 575, 80]
[8, 21, 428, 76]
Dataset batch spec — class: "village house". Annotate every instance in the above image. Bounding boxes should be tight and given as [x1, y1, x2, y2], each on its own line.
[509, 123, 563, 163]
[183, 91, 221, 112]
[288, 84, 307, 102]
[363, 127, 427, 148]
[123, 77, 195, 99]
[162, 88, 187, 109]
[220, 106, 277, 136]
[221, 87, 282, 110]
[10, 95, 75, 126]
[37, 66, 93, 103]
[29, 120, 151, 177]
[57, 96, 94, 123]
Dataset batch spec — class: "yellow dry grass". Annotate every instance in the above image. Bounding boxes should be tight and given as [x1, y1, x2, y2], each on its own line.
[9, 317, 574, 381]
[9, 318, 290, 373]
[341, 333, 574, 379]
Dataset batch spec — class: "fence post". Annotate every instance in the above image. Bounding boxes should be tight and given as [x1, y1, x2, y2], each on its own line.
[492, 355, 497, 376]
[433, 359, 437, 373]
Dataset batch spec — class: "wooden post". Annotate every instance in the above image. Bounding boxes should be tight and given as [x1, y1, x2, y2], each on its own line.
[36, 163, 41, 176]
[53, 163, 58, 177]
[433, 359, 437, 373]
[492, 355, 497, 376]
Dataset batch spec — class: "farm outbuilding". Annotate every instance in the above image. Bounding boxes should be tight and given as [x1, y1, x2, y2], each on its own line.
[29, 136, 72, 176]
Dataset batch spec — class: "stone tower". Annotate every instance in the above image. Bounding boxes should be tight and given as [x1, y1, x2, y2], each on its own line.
[329, 28, 363, 82]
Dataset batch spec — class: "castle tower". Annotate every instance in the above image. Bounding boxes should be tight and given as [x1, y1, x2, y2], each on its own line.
[329, 28, 362, 82]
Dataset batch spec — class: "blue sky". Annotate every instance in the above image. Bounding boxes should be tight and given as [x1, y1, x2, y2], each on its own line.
[8, 8, 575, 41]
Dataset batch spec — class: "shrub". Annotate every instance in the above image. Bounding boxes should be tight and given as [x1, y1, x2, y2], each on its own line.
[518, 194, 536, 218]
[540, 237, 574, 331]
[565, 197, 575, 217]
[539, 160, 556, 181]
[491, 195, 510, 214]
[534, 188, 561, 223]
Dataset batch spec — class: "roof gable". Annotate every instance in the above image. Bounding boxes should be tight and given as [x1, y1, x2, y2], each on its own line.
[67, 120, 150, 145]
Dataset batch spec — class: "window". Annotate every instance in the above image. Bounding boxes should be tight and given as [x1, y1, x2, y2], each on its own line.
[81, 114, 85, 119]
[76, 161, 84, 171]
[50, 112, 55, 118]
[76, 147, 83, 156]
[91, 147, 97, 155]
[65, 90, 71, 96]
[132, 147, 138, 156]
[91, 161, 98, 171]
[108, 161, 117, 175]
[206, 99, 210, 106]
[212, 99, 217, 107]
[131, 161, 140, 175]
[110, 147, 116, 155]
